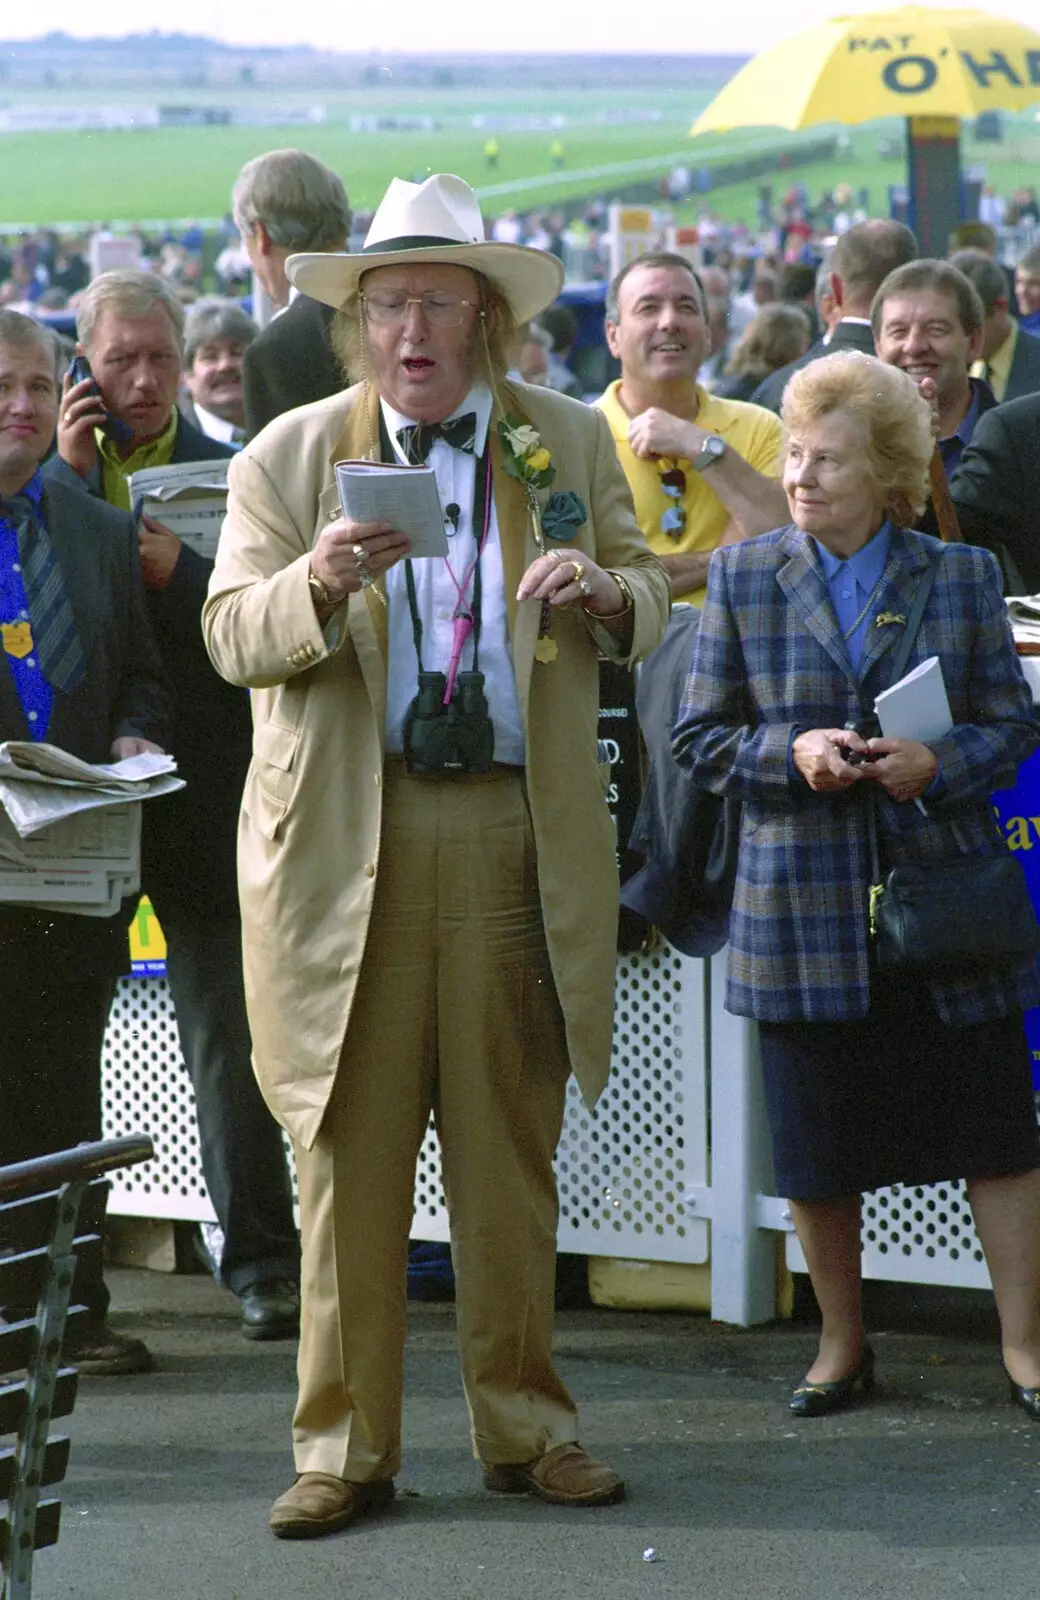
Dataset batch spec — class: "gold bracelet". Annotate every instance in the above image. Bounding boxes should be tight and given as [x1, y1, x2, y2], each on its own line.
[584, 570, 634, 620]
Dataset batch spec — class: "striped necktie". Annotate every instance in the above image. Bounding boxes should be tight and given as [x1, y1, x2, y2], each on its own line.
[0, 494, 85, 695]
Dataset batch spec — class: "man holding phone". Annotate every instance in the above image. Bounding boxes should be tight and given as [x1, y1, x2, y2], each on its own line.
[44, 269, 301, 1342]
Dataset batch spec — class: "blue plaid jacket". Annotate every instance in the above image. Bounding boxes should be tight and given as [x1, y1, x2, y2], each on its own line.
[672, 525, 1040, 1025]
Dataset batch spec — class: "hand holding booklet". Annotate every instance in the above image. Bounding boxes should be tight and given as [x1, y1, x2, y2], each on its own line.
[335, 460, 448, 559]
[874, 655, 953, 742]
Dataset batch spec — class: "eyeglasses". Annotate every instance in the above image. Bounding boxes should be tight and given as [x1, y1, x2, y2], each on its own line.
[659, 465, 687, 538]
[361, 291, 475, 329]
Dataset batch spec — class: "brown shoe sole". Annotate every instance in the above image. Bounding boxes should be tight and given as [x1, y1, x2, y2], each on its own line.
[483, 1463, 626, 1507]
[270, 1477, 395, 1540]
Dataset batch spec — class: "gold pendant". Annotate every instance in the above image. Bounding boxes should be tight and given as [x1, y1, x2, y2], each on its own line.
[534, 635, 558, 664]
[1, 620, 34, 659]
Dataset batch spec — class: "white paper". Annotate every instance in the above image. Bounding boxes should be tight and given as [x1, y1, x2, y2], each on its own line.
[0, 742, 177, 788]
[0, 800, 141, 912]
[874, 655, 953, 742]
[0, 742, 183, 837]
[0, 773, 183, 837]
[1006, 595, 1040, 644]
[129, 460, 230, 559]
[334, 460, 448, 558]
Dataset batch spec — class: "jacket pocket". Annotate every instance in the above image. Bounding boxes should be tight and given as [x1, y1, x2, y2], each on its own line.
[249, 718, 299, 834]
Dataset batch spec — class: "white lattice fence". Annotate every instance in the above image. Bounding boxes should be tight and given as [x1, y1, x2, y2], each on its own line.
[102, 943, 710, 1266]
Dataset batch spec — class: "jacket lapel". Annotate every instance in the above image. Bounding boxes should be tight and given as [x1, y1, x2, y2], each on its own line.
[856, 531, 931, 686]
[325, 385, 388, 722]
[776, 527, 857, 688]
[489, 400, 540, 724]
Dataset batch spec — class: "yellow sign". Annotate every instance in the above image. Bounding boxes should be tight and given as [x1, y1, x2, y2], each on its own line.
[128, 895, 167, 975]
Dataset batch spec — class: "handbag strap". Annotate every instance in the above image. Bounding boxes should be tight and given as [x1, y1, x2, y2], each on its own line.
[883, 544, 944, 691]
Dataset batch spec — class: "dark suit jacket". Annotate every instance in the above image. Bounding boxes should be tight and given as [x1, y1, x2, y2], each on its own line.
[1003, 326, 1040, 403]
[951, 392, 1040, 592]
[749, 319, 876, 413]
[0, 482, 168, 970]
[242, 293, 344, 441]
[43, 415, 246, 916]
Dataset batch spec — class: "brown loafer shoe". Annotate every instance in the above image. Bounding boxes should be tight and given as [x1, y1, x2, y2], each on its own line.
[483, 1443, 625, 1507]
[269, 1473, 395, 1539]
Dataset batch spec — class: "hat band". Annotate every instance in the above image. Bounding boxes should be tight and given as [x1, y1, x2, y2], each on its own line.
[362, 233, 476, 254]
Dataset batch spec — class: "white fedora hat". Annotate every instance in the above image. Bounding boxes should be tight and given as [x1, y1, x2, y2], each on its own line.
[286, 172, 564, 324]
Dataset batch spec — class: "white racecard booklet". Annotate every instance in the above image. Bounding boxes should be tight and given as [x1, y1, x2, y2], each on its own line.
[874, 655, 953, 742]
[334, 459, 449, 559]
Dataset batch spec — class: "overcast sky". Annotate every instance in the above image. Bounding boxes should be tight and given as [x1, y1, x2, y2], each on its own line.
[7, 0, 1040, 55]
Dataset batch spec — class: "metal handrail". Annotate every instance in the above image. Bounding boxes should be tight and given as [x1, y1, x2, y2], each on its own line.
[0, 1139, 154, 1203]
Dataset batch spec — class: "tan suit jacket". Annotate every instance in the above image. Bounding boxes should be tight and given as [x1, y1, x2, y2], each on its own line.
[202, 380, 669, 1148]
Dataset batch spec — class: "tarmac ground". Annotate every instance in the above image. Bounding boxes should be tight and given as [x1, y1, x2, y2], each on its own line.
[28, 1265, 1040, 1600]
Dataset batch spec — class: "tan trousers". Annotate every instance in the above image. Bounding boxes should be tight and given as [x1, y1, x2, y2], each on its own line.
[291, 759, 580, 1479]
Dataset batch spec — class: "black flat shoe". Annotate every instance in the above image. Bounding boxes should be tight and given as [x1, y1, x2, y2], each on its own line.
[1005, 1370, 1040, 1419]
[789, 1345, 875, 1418]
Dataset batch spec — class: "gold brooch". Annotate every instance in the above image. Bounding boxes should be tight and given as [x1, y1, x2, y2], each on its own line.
[874, 612, 907, 628]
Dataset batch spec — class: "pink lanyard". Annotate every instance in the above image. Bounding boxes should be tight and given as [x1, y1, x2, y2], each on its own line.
[441, 450, 493, 704]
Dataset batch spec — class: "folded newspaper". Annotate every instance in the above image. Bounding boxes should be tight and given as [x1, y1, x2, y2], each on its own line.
[129, 459, 230, 560]
[0, 742, 184, 916]
[1006, 594, 1040, 644]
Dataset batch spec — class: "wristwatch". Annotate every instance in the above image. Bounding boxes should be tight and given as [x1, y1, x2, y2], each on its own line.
[693, 434, 726, 472]
[307, 569, 342, 609]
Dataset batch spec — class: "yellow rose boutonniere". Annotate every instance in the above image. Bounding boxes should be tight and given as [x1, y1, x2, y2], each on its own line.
[498, 414, 556, 490]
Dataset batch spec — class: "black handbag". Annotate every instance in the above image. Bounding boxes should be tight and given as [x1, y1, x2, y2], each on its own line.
[863, 550, 1040, 973]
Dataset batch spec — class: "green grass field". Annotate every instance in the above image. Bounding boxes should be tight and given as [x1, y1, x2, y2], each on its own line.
[0, 80, 1037, 227]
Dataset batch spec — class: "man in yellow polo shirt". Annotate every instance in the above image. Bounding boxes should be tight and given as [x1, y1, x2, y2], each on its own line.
[595, 252, 786, 604]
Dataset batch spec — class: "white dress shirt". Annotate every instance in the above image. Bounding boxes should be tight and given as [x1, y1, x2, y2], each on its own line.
[381, 383, 525, 765]
[192, 402, 242, 445]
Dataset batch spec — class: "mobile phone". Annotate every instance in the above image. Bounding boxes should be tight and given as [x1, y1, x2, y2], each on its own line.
[66, 354, 134, 450]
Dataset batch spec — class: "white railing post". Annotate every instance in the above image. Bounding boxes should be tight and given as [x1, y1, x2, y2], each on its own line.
[706, 953, 782, 1325]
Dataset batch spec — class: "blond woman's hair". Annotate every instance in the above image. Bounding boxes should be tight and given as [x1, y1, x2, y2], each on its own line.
[781, 351, 934, 525]
[330, 268, 518, 391]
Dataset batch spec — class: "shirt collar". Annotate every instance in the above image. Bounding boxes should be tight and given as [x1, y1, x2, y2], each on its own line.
[972, 320, 1017, 391]
[814, 520, 892, 586]
[96, 407, 179, 475]
[381, 383, 492, 464]
[602, 379, 736, 442]
[0, 467, 44, 508]
[191, 402, 239, 444]
[949, 383, 981, 447]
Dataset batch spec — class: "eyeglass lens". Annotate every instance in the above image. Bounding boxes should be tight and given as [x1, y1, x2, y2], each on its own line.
[364, 293, 470, 327]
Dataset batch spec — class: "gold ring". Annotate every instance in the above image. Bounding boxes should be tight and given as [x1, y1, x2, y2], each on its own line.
[62, 412, 70, 424]
[569, 561, 585, 586]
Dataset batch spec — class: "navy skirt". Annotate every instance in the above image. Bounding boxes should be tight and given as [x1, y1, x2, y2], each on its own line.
[757, 976, 1040, 1202]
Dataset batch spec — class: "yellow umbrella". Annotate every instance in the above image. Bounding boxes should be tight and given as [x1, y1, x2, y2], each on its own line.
[692, 6, 1040, 132]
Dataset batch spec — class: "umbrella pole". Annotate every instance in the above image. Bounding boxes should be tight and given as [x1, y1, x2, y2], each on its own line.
[906, 115, 963, 257]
